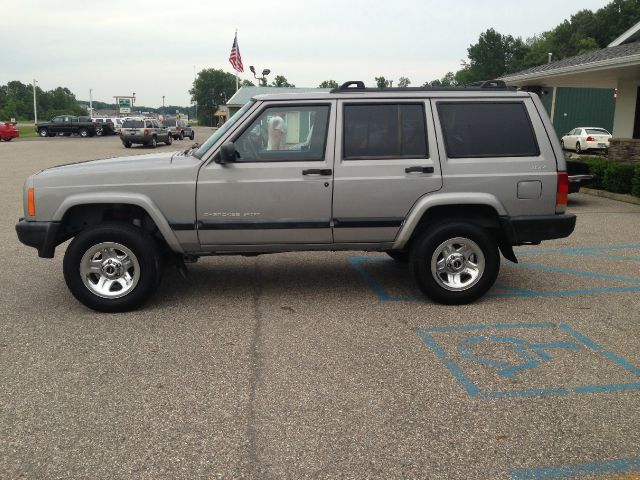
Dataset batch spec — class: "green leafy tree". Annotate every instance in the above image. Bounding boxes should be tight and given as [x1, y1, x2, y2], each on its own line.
[241, 79, 255, 87]
[397, 77, 411, 88]
[318, 80, 339, 88]
[375, 76, 391, 88]
[270, 75, 295, 87]
[189, 68, 237, 126]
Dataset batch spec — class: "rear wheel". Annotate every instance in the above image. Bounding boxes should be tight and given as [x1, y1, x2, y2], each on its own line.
[123, 141, 132, 148]
[96, 128, 103, 136]
[575, 142, 581, 153]
[149, 137, 157, 148]
[410, 222, 499, 305]
[63, 222, 163, 312]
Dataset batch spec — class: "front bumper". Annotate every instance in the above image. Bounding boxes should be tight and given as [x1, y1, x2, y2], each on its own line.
[500, 214, 576, 245]
[15, 219, 62, 258]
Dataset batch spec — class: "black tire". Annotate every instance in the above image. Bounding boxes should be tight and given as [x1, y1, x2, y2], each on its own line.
[409, 221, 500, 305]
[63, 132, 72, 136]
[189, 131, 195, 140]
[123, 141, 132, 148]
[63, 222, 163, 312]
[96, 128, 103, 136]
[386, 250, 410, 263]
[165, 134, 172, 145]
[150, 137, 157, 148]
[179, 131, 184, 140]
[79, 128, 88, 138]
[38, 128, 48, 137]
[575, 142, 581, 154]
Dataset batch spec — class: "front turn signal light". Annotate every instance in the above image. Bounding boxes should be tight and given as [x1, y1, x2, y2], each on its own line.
[28, 187, 35, 216]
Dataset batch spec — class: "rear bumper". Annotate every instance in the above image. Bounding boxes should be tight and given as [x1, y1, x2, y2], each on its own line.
[15, 219, 62, 258]
[500, 214, 576, 245]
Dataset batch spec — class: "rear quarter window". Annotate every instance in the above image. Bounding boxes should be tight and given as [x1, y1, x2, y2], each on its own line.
[437, 102, 539, 158]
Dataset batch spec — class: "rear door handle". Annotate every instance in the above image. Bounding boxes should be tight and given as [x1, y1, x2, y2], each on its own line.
[405, 166, 434, 174]
[302, 168, 332, 176]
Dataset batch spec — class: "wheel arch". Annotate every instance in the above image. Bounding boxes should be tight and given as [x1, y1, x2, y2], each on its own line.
[52, 193, 183, 253]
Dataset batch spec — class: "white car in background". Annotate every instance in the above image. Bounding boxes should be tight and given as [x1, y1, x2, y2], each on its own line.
[561, 127, 612, 153]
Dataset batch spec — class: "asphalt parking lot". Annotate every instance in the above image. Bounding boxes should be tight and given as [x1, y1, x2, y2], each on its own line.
[1, 132, 639, 479]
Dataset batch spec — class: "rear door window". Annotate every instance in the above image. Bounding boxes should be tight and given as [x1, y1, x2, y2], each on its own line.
[437, 102, 539, 158]
[343, 104, 428, 159]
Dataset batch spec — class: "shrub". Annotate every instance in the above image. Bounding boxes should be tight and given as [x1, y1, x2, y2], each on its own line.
[603, 163, 635, 194]
[632, 165, 640, 197]
[581, 157, 610, 190]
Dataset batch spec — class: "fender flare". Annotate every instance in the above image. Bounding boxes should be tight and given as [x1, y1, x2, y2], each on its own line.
[392, 192, 508, 250]
[52, 192, 184, 253]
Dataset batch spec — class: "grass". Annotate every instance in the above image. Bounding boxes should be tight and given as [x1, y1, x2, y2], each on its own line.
[11, 124, 39, 141]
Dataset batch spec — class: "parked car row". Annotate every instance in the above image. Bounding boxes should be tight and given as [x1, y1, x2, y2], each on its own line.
[120, 117, 195, 148]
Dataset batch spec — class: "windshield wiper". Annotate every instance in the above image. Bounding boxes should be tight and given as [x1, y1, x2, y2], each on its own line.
[184, 143, 200, 156]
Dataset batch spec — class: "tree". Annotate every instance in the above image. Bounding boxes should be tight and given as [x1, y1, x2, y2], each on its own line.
[397, 77, 411, 88]
[422, 72, 458, 87]
[189, 68, 237, 126]
[318, 80, 339, 89]
[241, 79, 255, 87]
[375, 76, 391, 88]
[270, 75, 295, 87]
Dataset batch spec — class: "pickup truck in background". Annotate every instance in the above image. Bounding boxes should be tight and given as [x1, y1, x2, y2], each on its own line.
[36, 116, 98, 138]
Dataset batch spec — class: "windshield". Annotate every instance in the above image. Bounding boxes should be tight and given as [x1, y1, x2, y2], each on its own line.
[585, 128, 610, 135]
[194, 101, 255, 159]
[123, 120, 144, 128]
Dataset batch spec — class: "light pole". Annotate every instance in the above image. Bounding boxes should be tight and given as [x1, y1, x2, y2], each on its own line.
[162, 95, 165, 108]
[249, 66, 271, 87]
[89, 88, 93, 117]
[32, 79, 38, 125]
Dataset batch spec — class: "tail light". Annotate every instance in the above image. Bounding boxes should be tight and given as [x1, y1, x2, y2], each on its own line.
[556, 171, 568, 213]
[28, 187, 36, 216]
[143, 129, 150, 136]
[586, 136, 594, 142]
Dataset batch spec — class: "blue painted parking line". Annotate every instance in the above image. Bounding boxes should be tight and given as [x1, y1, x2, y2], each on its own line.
[348, 244, 640, 301]
[510, 457, 640, 479]
[416, 323, 640, 399]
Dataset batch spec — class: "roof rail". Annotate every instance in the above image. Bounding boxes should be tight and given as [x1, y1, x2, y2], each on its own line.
[330, 81, 366, 93]
[330, 79, 513, 94]
[465, 79, 508, 89]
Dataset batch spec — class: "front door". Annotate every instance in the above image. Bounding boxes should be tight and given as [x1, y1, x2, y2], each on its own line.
[196, 102, 336, 246]
[633, 87, 640, 139]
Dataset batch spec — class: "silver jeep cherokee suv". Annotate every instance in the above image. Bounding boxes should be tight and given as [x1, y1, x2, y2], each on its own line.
[16, 80, 576, 312]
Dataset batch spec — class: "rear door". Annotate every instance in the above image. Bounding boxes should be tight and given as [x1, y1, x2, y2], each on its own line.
[332, 99, 442, 243]
[196, 101, 336, 246]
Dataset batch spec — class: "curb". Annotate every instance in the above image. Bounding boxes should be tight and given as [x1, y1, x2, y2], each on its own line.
[580, 187, 640, 205]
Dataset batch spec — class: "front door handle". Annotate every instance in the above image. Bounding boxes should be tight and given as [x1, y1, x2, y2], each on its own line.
[302, 168, 332, 176]
[405, 166, 434, 174]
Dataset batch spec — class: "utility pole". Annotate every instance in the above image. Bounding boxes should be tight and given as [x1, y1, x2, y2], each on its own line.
[162, 95, 165, 108]
[32, 79, 38, 125]
[89, 88, 93, 117]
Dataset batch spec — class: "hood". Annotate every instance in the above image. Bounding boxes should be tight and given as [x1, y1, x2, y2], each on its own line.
[39, 150, 178, 176]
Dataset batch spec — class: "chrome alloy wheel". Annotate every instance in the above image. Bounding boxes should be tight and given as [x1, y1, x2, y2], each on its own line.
[430, 237, 485, 291]
[80, 242, 140, 298]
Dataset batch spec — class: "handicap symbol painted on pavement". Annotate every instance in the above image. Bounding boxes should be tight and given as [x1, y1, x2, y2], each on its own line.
[457, 336, 581, 380]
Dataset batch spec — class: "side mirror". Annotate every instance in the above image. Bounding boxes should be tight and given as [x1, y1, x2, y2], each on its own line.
[217, 142, 237, 164]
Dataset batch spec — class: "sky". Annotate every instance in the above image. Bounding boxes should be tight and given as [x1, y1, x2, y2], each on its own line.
[2, 0, 611, 107]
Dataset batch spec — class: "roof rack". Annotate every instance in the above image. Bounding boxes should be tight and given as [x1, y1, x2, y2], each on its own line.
[329, 79, 512, 93]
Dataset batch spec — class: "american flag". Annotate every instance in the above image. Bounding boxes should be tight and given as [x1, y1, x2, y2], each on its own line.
[229, 34, 243, 73]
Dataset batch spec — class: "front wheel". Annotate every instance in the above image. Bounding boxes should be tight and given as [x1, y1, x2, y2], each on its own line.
[96, 128, 103, 136]
[189, 131, 195, 140]
[63, 222, 163, 312]
[410, 222, 499, 305]
[575, 142, 581, 153]
[79, 128, 88, 138]
[165, 134, 172, 145]
[38, 128, 48, 137]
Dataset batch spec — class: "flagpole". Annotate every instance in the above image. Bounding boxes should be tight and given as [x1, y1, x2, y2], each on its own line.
[235, 29, 239, 92]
